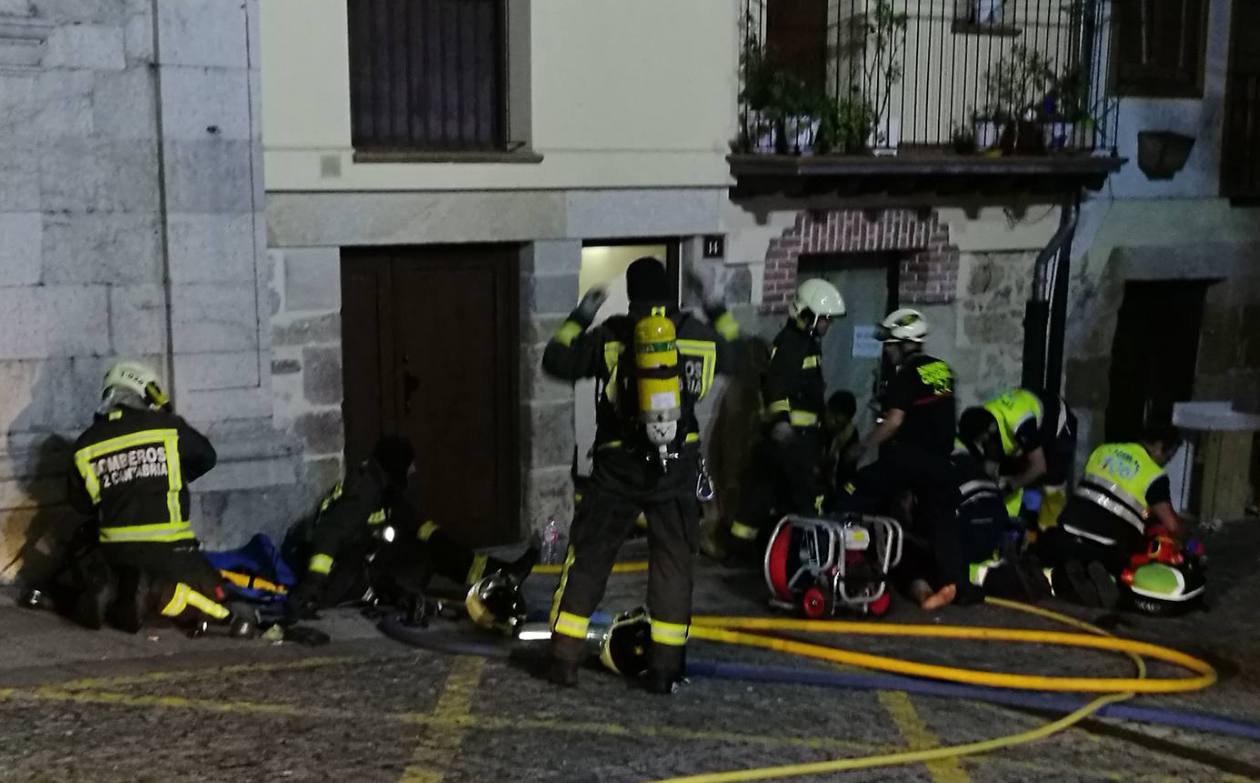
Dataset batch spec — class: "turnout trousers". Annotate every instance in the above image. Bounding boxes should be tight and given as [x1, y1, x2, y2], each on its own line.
[550, 447, 701, 680]
[730, 428, 823, 544]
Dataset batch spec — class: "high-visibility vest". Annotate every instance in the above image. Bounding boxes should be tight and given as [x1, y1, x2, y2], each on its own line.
[983, 388, 1044, 458]
[1074, 442, 1166, 534]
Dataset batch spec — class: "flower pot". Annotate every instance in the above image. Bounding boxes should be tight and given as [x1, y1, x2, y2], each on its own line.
[747, 110, 776, 153]
[1043, 121, 1074, 150]
[1000, 119, 1046, 155]
[974, 119, 1001, 150]
[788, 115, 821, 155]
[869, 115, 901, 157]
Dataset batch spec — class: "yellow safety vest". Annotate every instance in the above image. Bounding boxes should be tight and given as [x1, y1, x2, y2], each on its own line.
[983, 388, 1043, 458]
[1075, 443, 1166, 533]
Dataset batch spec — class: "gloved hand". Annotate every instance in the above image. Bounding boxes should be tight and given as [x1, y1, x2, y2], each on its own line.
[575, 287, 608, 324]
[770, 421, 794, 444]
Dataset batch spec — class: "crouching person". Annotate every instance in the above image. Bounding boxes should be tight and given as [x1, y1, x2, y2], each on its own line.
[284, 436, 536, 619]
[1040, 425, 1204, 612]
[66, 361, 253, 636]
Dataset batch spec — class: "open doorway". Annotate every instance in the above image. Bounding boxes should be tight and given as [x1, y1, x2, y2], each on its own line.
[1105, 280, 1209, 441]
[572, 242, 680, 479]
[797, 251, 900, 433]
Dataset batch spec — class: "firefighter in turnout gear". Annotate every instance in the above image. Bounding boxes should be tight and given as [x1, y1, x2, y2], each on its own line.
[727, 279, 845, 555]
[1040, 426, 1190, 610]
[842, 309, 968, 610]
[285, 435, 536, 617]
[67, 361, 251, 636]
[542, 256, 739, 694]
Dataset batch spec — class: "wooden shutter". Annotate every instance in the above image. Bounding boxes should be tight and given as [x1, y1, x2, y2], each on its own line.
[347, 0, 505, 151]
[1113, 0, 1208, 98]
[1223, 0, 1260, 200]
[765, 0, 829, 91]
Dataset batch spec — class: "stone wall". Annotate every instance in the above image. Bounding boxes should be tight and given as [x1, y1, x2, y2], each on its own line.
[0, 0, 301, 583]
[520, 241, 580, 537]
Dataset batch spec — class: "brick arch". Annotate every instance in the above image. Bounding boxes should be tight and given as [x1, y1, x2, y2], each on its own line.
[760, 209, 960, 313]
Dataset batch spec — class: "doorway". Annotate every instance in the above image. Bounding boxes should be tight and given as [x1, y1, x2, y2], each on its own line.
[340, 245, 520, 547]
[1222, 0, 1260, 201]
[1104, 280, 1208, 441]
[571, 242, 679, 478]
[797, 251, 900, 432]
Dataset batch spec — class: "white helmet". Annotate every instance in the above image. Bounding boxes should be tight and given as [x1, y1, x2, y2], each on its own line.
[877, 308, 929, 343]
[789, 278, 846, 330]
[101, 360, 168, 410]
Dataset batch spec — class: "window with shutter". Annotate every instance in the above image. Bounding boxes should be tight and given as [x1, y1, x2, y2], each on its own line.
[765, 0, 830, 91]
[347, 0, 506, 152]
[1113, 0, 1209, 98]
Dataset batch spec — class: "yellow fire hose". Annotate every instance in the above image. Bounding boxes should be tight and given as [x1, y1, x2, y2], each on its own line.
[528, 559, 1215, 780]
[655, 597, 1216, 782]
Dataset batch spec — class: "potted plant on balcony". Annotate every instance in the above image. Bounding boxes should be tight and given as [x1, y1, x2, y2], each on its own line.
[971, 106, 1005, 151]
[842, 0, 908, 155]
[985, 43, 1054, 155]
[739, 33, 778, 153]
[1040, 65, 1094, 151]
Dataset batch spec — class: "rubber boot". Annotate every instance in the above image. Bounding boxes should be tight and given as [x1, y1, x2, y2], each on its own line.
[547, 657, 579, 688]
[1087, 561, 1119, 611]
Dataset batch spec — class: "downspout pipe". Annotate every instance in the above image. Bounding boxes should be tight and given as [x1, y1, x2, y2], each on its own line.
[1022, 198, 1079, 393]
[1045, 194, 1081, 397]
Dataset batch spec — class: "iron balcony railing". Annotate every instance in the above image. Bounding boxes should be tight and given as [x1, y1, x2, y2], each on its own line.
[738, 0, 1120, 157]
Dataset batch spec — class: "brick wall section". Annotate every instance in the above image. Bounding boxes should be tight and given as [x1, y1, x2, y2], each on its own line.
[760, 209, 960, 313]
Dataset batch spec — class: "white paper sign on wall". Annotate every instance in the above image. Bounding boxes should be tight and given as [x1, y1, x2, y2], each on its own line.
[852, 325, 881, 358]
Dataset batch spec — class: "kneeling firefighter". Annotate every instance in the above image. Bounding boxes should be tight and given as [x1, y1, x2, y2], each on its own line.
[284, 436, 537, 619]
[542, 257, 740, 694]
[66, 361, 252, 636]
[1039, 425, 1202, 611]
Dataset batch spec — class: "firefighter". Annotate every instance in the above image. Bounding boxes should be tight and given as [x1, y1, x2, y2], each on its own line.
[842, 309, 968, 610]
[726, 279, 846, 555]
[1039, 425, 1187, 609]
[542, 256, 739, 694]
[285, 435, 536, 618]
[957, 388, 1076, 523]
[66, 361, 251, 636]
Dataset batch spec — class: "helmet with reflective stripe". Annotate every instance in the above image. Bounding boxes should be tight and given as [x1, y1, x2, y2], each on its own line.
[789, 278, 846, 330]
[465, 571, 526, 634]
[876, 308, 929, 343]
[101, 360, 169, 410]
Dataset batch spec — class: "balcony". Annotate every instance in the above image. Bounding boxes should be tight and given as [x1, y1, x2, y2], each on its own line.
[731, 0, 1126, 199]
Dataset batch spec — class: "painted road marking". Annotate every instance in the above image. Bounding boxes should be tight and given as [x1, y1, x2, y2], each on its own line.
[400, 655, 485, 783]
[878, 690, 972, 783]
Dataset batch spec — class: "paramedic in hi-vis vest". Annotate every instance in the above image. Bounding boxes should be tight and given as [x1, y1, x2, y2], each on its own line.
[957, 387, 1077, 529]
[541, 257, 739, 694]
[1041, 425, 1186, 609]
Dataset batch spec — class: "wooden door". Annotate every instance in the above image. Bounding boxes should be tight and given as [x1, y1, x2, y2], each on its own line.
[1223, 0, 1260, 200]
[341, 246, 520, 547]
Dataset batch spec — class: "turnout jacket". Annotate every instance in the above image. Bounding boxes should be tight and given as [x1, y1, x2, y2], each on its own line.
[543, 300, 739, 455]
[763, 320, 824, 429]
[68, 407, 217, 544]
[295, 460, 413, 577]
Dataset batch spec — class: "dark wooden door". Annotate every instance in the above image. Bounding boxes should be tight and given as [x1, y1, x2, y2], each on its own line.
[1105, 281, 1207, 441]
[765, 0, 829, 91]
[1223, 0, 1260, 200]
[341, 246, 519, 547]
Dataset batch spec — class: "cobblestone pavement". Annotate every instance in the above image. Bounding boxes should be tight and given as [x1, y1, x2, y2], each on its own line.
[1, 523, 1258, 783]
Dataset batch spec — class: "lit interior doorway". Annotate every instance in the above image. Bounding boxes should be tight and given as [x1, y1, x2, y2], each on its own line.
[573, 242, 678, 479]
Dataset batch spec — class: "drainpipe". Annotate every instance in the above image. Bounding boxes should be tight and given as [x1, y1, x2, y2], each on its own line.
[1022, 197, 1079, 394]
